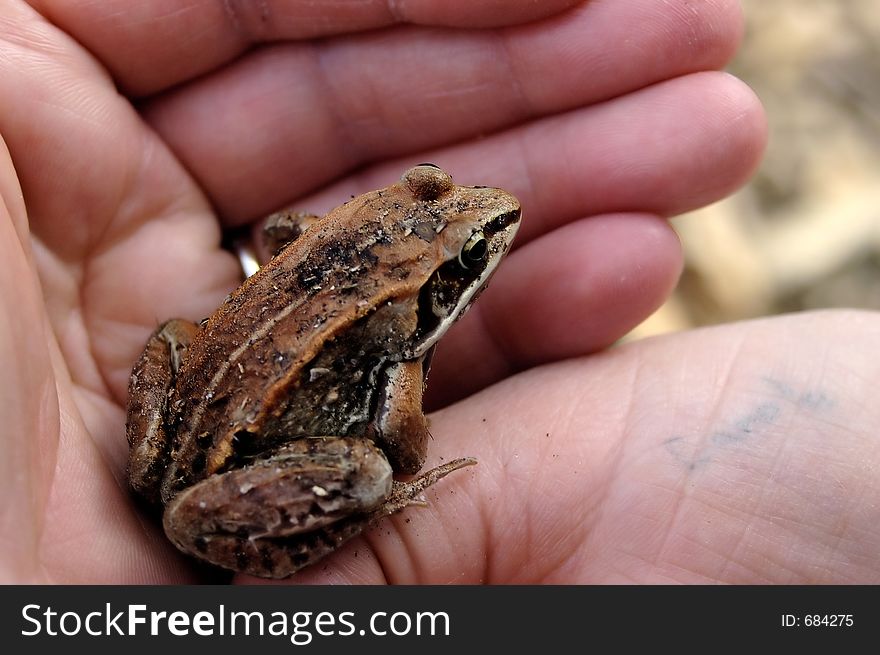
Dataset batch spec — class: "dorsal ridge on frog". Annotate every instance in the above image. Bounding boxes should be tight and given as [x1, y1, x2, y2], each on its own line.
[125, 164, 521, 578]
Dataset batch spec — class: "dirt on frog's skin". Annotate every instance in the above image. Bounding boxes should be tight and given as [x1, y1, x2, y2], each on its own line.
[125, 165, 519, 578]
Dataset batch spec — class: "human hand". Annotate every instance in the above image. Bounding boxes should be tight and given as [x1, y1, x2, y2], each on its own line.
[0, 0, 768, 583]
[372, 309, 880, 584]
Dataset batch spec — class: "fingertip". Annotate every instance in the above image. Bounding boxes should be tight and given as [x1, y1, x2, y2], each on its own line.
[488, 213, 682, 364]
[427, 212, 683, 408]
[711, 71, 769, 188]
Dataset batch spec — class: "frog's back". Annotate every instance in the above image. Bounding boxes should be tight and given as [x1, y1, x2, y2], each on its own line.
[164, 190, 443, 495]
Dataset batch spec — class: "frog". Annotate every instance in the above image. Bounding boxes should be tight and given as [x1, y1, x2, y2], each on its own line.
[125, 164, 521, 578]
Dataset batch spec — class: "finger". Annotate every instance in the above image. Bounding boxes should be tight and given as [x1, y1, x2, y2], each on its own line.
[0, 2, 241, 405]
[0, 137, 57, 581]
[254, 72, 761, 406]
[142, 2, 745, 221]
[291, 72, 766, 244]
[28, 0, 583, 95]
[0, 142, 194, 583]
[426, 213, 682, 408]
[541, 310, 880, 583]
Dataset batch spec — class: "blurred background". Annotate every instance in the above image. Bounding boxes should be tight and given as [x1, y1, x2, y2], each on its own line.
[630, 0, 880, 337]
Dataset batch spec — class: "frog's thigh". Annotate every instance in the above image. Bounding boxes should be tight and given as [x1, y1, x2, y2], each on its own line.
[126, 319, 201, 504]
[372, 359, 430, 475]
[162, 437, 393, 577]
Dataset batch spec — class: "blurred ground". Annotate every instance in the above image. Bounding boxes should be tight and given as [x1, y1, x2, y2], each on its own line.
[630, 0, 880, 337]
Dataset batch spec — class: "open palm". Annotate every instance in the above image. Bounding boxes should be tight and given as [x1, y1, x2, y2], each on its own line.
[9, 1, 870, 585]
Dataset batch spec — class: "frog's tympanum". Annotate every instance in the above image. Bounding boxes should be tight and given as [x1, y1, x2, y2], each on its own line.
[126, 165, 521, 578]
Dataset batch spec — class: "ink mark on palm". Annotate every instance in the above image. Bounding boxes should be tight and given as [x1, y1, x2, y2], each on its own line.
[664, 377, 833, 472]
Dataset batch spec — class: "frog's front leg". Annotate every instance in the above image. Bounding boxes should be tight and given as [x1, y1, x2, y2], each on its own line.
[371, 358, 432, 474]
[162, 436, 474, 578]
[262, 209, 322, 258]
[127, 319, 201, 505]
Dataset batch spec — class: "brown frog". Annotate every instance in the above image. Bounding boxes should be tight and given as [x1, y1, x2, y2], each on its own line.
[125, 164, 521, 578]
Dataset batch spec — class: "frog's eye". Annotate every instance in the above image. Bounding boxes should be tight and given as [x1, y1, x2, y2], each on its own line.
[459, 231, 488, 269]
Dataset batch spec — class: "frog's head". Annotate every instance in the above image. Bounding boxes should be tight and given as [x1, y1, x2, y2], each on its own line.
[401, 164, 521, 358]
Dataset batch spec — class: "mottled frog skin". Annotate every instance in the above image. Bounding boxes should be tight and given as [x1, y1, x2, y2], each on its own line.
[125, 165, 521, 578]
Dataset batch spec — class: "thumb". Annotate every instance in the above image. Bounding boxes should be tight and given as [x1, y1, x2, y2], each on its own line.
[0, 135, 61, 582]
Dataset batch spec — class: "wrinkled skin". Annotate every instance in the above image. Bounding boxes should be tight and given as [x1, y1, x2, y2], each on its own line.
[2, 0, 877, 584]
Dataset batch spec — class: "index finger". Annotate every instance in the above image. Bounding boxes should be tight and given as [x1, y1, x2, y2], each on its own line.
[27, 0, 582, 95]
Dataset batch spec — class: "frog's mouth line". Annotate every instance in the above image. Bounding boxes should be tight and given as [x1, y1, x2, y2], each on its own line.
[409, 209, 520, 357]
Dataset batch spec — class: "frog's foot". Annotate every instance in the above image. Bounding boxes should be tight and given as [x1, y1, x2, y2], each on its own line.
[375, 457, 477, 516]
[162, 437, 474, 579]
[126, 319, 201, 506]
[262, 209, 322, 258]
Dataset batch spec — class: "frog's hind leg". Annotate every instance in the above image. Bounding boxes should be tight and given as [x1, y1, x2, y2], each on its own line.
[162, 437, 474, 578]
[163, 436, 390, 577]
[126, 319, 201, 505]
